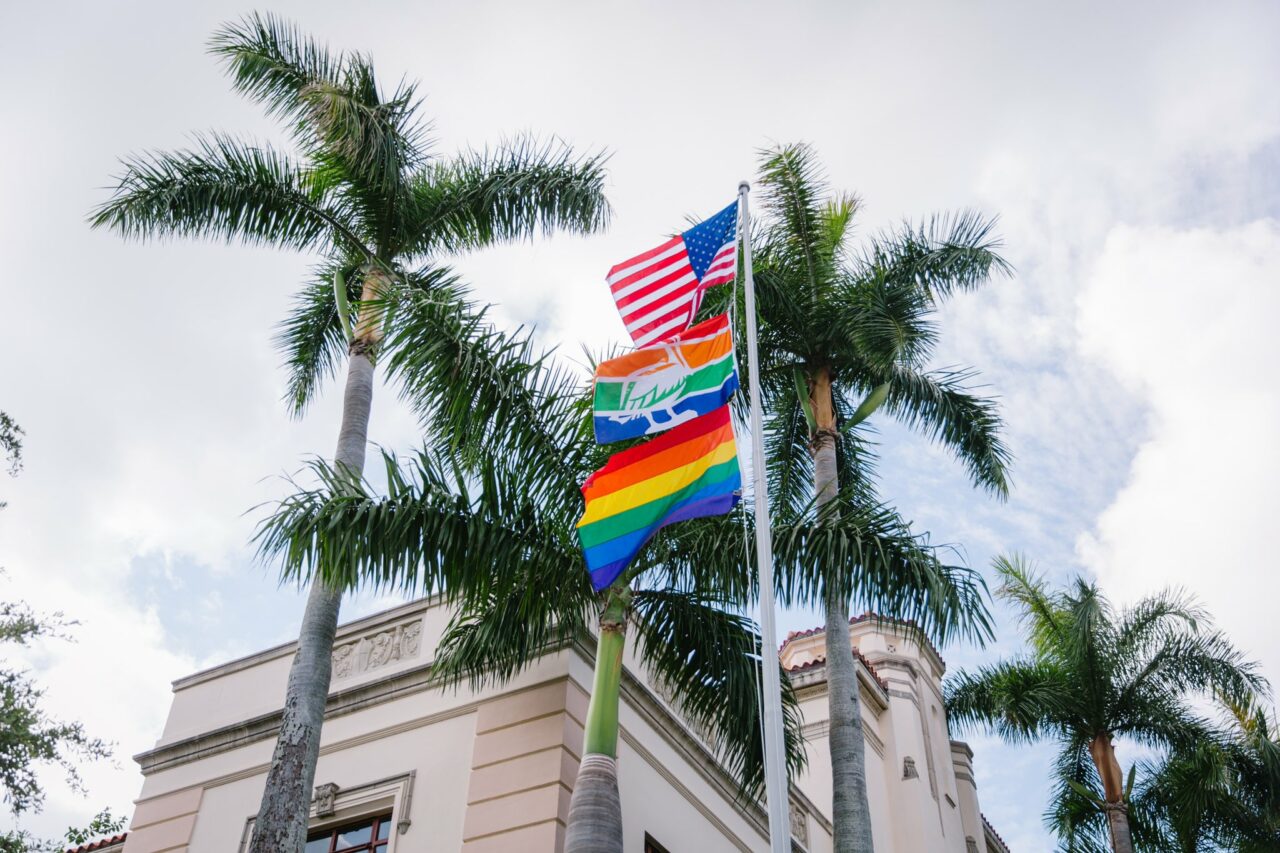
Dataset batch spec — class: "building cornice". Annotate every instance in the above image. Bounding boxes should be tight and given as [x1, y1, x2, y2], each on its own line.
[865, 651, 950, 710]
[782, 613, 947, 674]
[139, 625, 831, 848]
[171, 595, 443, 690]
[786, 658, 891, 714]
[139, 657, 447, 773]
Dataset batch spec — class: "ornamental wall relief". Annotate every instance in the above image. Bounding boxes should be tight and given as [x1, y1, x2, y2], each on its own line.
[331, 618, 424, 680]
[789, 800, 810, 846]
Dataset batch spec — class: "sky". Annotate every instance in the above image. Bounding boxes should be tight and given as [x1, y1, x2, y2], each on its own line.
[1, 1, 1278, 848]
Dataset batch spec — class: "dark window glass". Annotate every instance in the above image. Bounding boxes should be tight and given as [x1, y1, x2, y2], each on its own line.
[645, 834, 672, 853]
[336, 825, 372, 850]
[305, 814, 393, 853]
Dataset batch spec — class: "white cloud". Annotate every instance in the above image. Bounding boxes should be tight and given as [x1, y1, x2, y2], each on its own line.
[2, 0, 1279, 847]
[1, 573, 195, 832]
[1076, 220, 1280, 686]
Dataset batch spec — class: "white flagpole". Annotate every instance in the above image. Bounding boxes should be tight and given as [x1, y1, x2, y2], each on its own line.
[738, 181, 792, 852]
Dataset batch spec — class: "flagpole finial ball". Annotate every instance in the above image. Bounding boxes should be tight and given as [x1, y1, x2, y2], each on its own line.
[739, 180, 750, 193]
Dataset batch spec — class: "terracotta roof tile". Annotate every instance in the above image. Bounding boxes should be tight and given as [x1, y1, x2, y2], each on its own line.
[982, 813, 1011, 852]
[782, 611, 944, 663]
[64, 833, 127, 853]
[783, 648, 890, 692]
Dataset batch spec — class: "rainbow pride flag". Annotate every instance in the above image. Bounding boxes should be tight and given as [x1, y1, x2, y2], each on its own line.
[577, 404, 742, 590]
[592, 313, 739, 445]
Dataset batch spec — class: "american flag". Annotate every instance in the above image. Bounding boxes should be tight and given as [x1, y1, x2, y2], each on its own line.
[607, 201, 739, 347]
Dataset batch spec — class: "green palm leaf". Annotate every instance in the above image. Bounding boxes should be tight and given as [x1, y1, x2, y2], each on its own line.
[858, 210, 1012, 301]
[208, 12, 344, 124]
[89, 133, 366, 254]
[275, 259, 361, 416]
[406, 136, 611, 256]
[946, 557, 1270, 850]
[876, 363, 1012, 497]
[630, 587, 807, 798]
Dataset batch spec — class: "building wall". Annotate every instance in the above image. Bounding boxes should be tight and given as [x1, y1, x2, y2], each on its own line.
[121, 599, 806, 853]
[121, 601, 1003, 853]
[779, 618, 1005, 853]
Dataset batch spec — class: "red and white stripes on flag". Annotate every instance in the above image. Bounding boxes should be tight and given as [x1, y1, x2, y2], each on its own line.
[606, 201, 739, 348]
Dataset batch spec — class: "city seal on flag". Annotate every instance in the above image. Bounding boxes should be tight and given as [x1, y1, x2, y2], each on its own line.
[592, 313, 740, 445]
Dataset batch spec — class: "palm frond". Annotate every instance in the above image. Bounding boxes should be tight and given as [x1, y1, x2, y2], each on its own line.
[832, 272, 938, 372]
[254, 446, 579, 598]
[260, 283, 602, 595]
[993, 555, 1071, 655]
[749, 264, 818, 369]
[1116, 629, 1266, 725]
[945, 658, 1068, 744]
[217, 13, 426, 190]
[1060, 578, 1112, 716]
[630, 587, 806, 797]
[1131, 743, 1245, 852]
[879, 363, 1011, 497]
[831, 392, 881, 494]
[1113, 589, 1205, 663]
[1044, 741, 1111, 852]
[381, 277, 599, 485]
[89, 133, 367, 255]
[763, 385, 815, 520]
[275, 259, 361, 417]
[756, 143, 832, 304]
[208, 12, 343, 124]
[432, 571, 595, 691]
[404, 136, 610, 256]
[817, 193, 860, 267]
[299, 61, 428, 202]
[656, 489, 993, 647]
[859, 210, 1012, 302]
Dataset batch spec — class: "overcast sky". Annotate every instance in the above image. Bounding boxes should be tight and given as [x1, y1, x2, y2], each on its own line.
[2, 1, 1278, 848]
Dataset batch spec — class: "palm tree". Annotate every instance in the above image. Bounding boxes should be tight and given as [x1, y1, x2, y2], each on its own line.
[696, 142, 1011, 853]
[1128, 694, 1280, 852]
[257, 326, 799, 851]
[89, 14, 608, 851]
[255, 303, 990, 851]
[946, 557, 1266, 853]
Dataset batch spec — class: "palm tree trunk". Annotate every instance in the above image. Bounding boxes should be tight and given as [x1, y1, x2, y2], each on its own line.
[811, 367, 876, 853]
[1089, 733, 1134, 853]
[565, 590, 629, 853]
[250, 267, 387, 853]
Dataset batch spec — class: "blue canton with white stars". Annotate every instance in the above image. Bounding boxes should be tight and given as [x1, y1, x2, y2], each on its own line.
[680, 202, 739, 281]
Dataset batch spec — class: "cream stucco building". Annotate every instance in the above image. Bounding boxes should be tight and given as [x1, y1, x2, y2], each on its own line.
[114, 598, 1009, 853]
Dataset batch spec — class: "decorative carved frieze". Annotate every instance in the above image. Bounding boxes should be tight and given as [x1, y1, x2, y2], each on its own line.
[331, 618, 424, 680]
[789, 799, 810, 845]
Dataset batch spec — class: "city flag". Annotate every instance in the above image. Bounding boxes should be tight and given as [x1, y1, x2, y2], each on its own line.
[577, 405, 741, 591]
[593, 313, 739, 445]
[607, 201, 739, 347]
